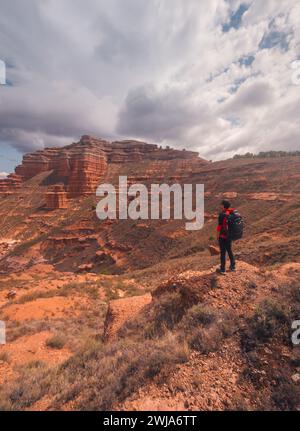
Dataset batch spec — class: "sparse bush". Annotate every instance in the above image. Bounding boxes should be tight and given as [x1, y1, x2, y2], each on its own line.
[220, 319, 236, 337]
[241, 300, 290, 352]
[180, 307, 236, 355]
[104, 285, 119, 301]
[15, 281, 101, 304]
[85, 285, 99, 300]
[210, 274, 218, 289]
[0, 361, 51, 410]
[6, 320, 50, 342]
[143, 342, 189, 379]
[17, 290, 55, 304]
[247, 281, 257, 290]
[22, 360, 46, 370]
[144, 292, 188, 338]
[233, 150, 300, 159]
[0, 335, 189, 411]
[46, 334, 67, 350]
[187, 325, 221, 354]
[249, 300, 289, 342]
[181, 305, 216, 329]
[179, 305, 235, 354]
[272, 379, 300, 411]
[59, 281, 89, 296]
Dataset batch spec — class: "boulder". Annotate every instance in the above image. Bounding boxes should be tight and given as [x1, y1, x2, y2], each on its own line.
[209, 245, 220, 256]
[6, 290, 17, 300]
[78, 263, 93, 272]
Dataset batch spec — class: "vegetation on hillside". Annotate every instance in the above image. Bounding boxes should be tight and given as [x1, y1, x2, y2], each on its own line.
[233, 150, 300, 159]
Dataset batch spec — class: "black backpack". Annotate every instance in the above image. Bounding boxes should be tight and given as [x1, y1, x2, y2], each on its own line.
[227, 210, 244, 241]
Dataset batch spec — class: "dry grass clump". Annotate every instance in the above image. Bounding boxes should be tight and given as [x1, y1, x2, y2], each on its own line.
[272, 378, 300, 411]
[46, 334, 67, 350]
[0, 360, 50, 411]
[179, 305, 236, 354]
[241, 299, 290, 352]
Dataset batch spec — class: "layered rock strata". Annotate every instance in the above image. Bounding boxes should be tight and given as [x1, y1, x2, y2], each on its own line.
[0, 135, 207, 201]
[45, 185, 68, 209]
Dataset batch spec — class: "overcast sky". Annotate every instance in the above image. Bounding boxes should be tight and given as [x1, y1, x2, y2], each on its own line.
[0, 0, 300, 175]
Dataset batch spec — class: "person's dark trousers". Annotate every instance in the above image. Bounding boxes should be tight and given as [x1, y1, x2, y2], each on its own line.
[219, 237, 235, 272]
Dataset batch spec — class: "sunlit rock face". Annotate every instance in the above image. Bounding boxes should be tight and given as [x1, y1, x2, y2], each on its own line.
[45, 185, 68, 209]
[0, 135, 206, 200]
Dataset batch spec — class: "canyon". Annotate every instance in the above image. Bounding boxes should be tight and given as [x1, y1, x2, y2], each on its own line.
[0, 136, 299, 411]
[0, 135, 205, 207]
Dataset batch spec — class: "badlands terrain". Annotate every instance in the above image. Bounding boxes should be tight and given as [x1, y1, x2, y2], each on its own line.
[0, 135, 299, 410]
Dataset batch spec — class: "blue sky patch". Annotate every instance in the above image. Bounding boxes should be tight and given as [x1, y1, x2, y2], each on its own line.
[259, 30, 291, 51]
[0, 143, 22, 172]
[239, 55, 255, 67]
[222, 3, 249, 32]
[229, 77, 247, 94]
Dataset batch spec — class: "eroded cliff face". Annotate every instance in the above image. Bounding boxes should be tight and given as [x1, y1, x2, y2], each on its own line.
[0, 174, 23, 197]
[45, 185, 68, 210]
[0, 135, 206, 207]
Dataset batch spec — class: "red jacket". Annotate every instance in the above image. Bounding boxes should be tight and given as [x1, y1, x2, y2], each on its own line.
[217, 208, 234, 239]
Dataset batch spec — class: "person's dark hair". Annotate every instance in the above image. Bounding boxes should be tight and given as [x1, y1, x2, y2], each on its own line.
[221, 200, 231, 209]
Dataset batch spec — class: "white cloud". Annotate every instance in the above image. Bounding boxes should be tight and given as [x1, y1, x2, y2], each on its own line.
[0, 172, 8, 179]
[0, 0, 299, 165]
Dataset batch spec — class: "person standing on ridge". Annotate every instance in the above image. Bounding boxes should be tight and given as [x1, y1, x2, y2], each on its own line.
[216, 200, 240, 275]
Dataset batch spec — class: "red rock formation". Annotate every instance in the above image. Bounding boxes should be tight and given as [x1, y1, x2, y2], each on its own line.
[0, 135, 208, 201]
[0, 174, 22, 198]
[45, 185, 68, 209]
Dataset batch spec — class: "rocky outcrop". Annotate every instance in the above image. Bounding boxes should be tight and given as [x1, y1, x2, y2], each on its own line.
[45, 185, 68, 209]
[217, 192, 238, 199]
[0, 135, 207, 201]
[151, 270, 213, 306]
[0, 174, 22, 198]
[209, 245, 220, 256]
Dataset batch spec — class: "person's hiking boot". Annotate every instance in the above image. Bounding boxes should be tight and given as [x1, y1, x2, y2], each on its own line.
[216, 268, 226, 276]
[229, 267, 236, 272]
